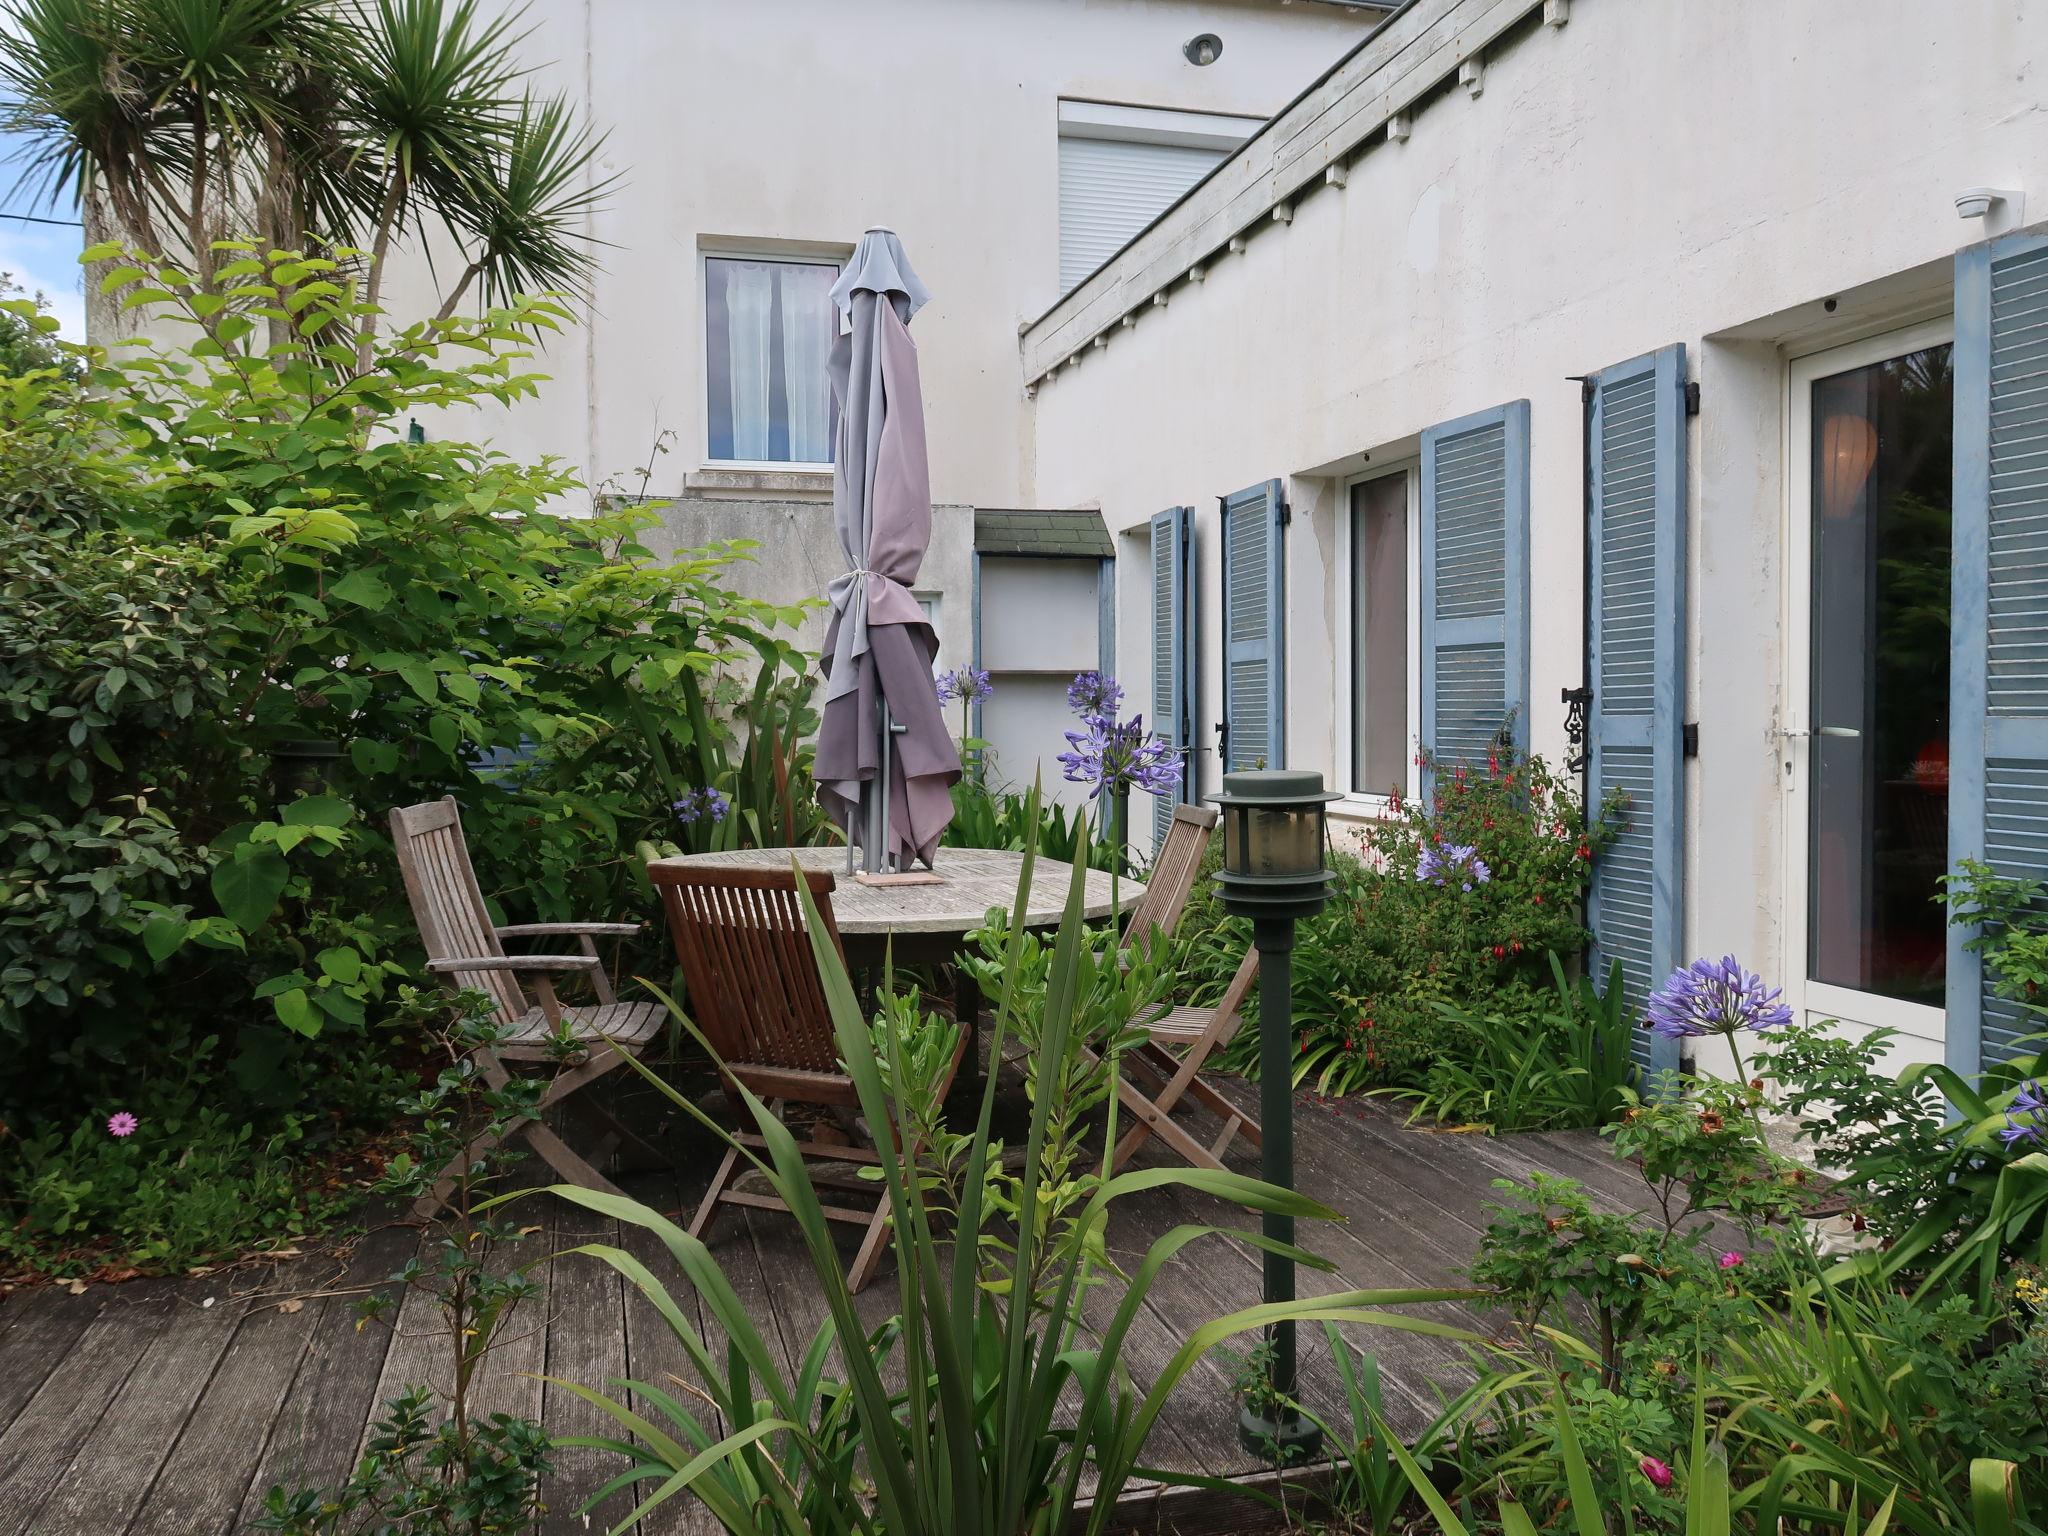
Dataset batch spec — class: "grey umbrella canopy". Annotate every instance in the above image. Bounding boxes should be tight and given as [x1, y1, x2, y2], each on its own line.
[815, 229, 959, 870]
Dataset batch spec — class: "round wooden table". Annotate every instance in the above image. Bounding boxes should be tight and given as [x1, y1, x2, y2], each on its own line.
[646, 846, 1144, 1078]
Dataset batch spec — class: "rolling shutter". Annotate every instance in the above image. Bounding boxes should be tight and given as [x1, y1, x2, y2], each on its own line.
[1221, 480, 1286, 772]
[1585, 348, 1689, 1075]
[1058, 136, 1228, 294]
[1150, 505, 1197, 851]
[1420, 403, 1530, 787]
[1948, 232, 2048, 1071]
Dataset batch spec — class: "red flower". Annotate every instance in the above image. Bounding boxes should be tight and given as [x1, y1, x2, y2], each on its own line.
[1576, 844, 1591, 860]
[1492, 945, 1506, 959]
[1532, 893, 1544, 906]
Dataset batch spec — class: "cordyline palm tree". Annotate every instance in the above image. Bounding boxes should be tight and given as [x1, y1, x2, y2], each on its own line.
[0, 0, 613, 344]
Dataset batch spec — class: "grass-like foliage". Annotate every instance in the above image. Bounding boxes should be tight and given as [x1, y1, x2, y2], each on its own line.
[542, 793, 1480, 1536]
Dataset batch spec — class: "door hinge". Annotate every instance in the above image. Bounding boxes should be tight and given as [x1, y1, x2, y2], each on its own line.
[1682, 722, 1700, 757]
[1277, 498, 1292, 527]
[1683, 380, 1701, 417]
[1579, 377, 1595, 405]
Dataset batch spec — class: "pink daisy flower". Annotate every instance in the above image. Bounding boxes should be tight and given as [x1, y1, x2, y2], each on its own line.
[107, 1112, 138, 1138]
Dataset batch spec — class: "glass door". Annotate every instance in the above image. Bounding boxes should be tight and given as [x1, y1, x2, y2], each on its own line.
[1785, 323, 1953, 1058]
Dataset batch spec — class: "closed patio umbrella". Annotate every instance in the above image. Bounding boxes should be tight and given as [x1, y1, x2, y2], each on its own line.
[816, 228, 959, 872]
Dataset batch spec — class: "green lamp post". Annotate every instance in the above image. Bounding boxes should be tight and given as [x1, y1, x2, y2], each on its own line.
[1210, 768, 1340, 1462]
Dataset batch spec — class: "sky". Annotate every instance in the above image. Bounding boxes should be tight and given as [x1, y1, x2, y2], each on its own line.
[1, 128, 87, 340]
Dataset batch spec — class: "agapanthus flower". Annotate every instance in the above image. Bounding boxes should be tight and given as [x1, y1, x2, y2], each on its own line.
[1057, 712, 1182, 800]
[1644, 956, 1793, 1041]
[1066, 670, 1124, 719]
[672, 787, 730, 826]
[107, 1111, 138, 1138]
[1416, 842, 1490, 891]
[935, 666, 994, 704]
[1999, 1079, 2046, 1148]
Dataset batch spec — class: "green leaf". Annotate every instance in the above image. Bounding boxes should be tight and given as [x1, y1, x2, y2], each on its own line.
[273, 988, 321, 1038]
[350, 738, 401, 775]
[428, 715, 460, 756]
[281, 794, 354, 828]
[211, 848, 290, 930]
[396, 661, 439, 701]
[141, 916, 190, 963]
[328, 568, 393, 611]
[316, 946, 364, 985]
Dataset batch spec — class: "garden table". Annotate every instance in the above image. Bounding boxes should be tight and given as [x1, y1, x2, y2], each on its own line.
[645, 846, 1143, 1083]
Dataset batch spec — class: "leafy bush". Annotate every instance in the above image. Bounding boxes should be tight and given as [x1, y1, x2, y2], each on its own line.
[0, 251, 811, 1271]
[1386, 954, 1637, 1132]
[1174, 748, 1609, 1096]
[943, 774, 1123, 872]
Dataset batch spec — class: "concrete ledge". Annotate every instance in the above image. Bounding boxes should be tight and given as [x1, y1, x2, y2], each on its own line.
[685, 467, 834, 500]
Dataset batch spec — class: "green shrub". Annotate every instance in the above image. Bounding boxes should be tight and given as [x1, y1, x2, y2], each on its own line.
[1174, 747, 1609, 1096]
[0, 249, 812, 1272]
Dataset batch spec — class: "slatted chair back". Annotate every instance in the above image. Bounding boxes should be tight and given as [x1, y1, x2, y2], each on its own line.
[1124, 803, 1219, 952]
[390, 796, 525, 1022]
[651, 865, 847, 1076]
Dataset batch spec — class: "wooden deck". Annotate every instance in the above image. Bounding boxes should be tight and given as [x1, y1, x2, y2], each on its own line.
[0, 1079, 1659, 1536]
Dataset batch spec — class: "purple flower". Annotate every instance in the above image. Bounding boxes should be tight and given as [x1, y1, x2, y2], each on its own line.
[672, 787, 729, 826]
[1639, 1456, 1674, 1491]
[1415, 842, 1490, 890]
[935, 666, 993, 704]
[1644, 956, 1794, 1041]
[1066, 670, 1124, 719]
[1057, 712, 1182, 800]
[107, 1111, 138, 1138]
[1999, 1082, 2045, 1148]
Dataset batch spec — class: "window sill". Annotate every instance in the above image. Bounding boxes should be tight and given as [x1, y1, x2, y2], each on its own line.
[686, 466, 834, 500]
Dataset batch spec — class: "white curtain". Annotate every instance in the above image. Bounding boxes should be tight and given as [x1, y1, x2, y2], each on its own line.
[780, 264, 835, 463]
[725, 263, 774, 461]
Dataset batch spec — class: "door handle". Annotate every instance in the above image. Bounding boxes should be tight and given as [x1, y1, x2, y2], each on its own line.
[1776, 726, 1862, 740]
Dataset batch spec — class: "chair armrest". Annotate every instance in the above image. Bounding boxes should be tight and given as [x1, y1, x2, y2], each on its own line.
[494, 922, 641, 938]
[426, 954, 601, 974]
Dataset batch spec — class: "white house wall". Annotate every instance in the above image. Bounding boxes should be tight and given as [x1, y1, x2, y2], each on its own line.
[385, 0, 1381, 510]
[1023, 0, 2048, 1067]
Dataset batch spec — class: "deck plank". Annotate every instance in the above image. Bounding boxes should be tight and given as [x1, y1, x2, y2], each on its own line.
[226, 1222, 418, 1531]
[29, 1283, 240, 1533]
[0, 1288, 99, 1442]
[0, 1071, 1663, 1533]
[540, 1178, 630, 1535]
[0, 1284, 173, 1535]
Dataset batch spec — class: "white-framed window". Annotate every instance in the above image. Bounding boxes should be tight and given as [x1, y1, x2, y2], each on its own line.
[1337, 465, 1421, 804]
[1057, 100, 1259, 295]
[703, 253, 840, 466]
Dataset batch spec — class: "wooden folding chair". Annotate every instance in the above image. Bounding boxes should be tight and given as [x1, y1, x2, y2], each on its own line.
[650, 863, 964, 1292]
[390, 797, 665, 1220]
[1111, 947, 1263, 1172]
[1121, 803, 1220, 955]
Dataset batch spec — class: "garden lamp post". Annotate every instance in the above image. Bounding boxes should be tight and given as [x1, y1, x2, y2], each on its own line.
[1210, 768, 1339, 1462]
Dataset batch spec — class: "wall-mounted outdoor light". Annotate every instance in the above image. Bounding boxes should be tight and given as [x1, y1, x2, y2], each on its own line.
[1183, 32, 1222, 66]
[1211, 768, 1339, 1462]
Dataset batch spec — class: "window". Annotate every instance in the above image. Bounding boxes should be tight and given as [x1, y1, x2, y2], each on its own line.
[704, 255, 839, 465]
[1347, 469, 1415, 798]
[1802, 339, 1953, 1007]
[1057, 101, 1258, 295]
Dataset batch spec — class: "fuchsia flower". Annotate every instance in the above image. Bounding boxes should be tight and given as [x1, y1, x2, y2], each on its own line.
[1718, 1250, 1745, 1269]
[1639, 1456, 1674, 1490]
[106, 1112, 138, 1138]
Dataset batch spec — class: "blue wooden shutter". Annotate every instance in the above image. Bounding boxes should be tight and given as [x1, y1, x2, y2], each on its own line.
[1949, 232, 2048, 1071]
[1150, 505, 1197, 850]
[1420, 403, 1530, 785]
[1585, 347, 1689, 1076]
[1221, 480, 1286, 771]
